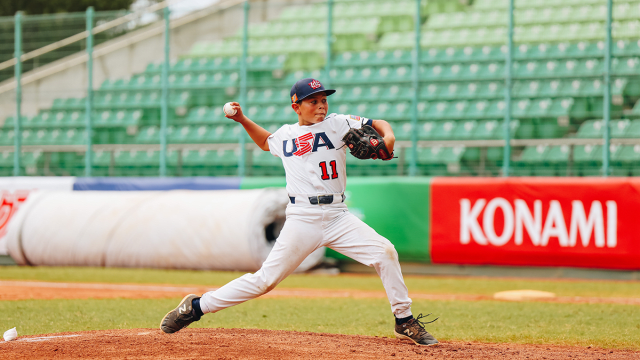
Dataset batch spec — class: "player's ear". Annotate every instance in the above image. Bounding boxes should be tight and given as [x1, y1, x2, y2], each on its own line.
[291, 103, 301, 115]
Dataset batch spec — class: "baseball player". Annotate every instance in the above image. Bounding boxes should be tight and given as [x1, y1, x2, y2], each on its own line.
[160, 78, 438, 346]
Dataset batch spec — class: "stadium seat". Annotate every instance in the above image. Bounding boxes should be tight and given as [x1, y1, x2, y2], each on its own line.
[573, 144, 602, 176]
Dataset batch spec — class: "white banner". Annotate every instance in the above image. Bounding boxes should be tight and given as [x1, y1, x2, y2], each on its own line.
[0, 177, 75, 255]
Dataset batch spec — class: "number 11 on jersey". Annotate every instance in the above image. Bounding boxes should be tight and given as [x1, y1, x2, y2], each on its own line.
[319, 160, 338, 180]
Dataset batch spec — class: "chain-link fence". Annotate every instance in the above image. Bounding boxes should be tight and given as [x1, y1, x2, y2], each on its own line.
[2, 0, 639, 177]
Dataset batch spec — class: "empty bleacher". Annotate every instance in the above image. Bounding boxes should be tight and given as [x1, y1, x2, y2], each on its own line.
[3, 0, 640, 177]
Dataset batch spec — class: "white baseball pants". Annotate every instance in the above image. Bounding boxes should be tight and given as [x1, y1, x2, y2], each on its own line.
[199, 202, 413, 318]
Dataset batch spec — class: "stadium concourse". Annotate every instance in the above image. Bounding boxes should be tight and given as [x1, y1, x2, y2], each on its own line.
[2, 0, 640, 177]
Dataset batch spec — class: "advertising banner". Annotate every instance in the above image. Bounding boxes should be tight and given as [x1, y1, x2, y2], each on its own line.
[0, 177, 75, 255]
[430, 177, 640, 270]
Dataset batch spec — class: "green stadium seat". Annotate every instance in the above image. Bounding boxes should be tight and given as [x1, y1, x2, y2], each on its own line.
[99, 79, 125, 91]
[622, 119, 640, 137]
[426, 102, 449, 120]
[432, 120, 457, 139]
[413, 145, 467, 176]
[519, 145, 549, 164]
[546, 145, 570, 164]
[451, 120, 477, 140]
[126, 74, 161, 90]
[473, 119, 499, 139]
[464, 100, 488, 119]
[438, 83, 462, 100]
[383, 85, 412, 101]
[613, 39, 640, 57]
[611, 119, 632, 137]
[187, 107, 220, 124]
[412, 121, 432, 140]
[419, 83, 440, 101]
[573, 144, 603, 176]
[369, 102, 388, 120]
[21, 151, 44, 176]
[221, 124, 243, 143]
[183, 125, 207, 143]
[535, 118, 565, 138]
[169, 126, 191, 143]
[613, 57, 640, 76]
[250, 148, 284, 176]
[394, 121, 416, 140]
[472, 82, 502, 100]
[446, 101, 469, 119]
[513, 145, 548, 176]
[340, 86, 365, 102]
[135, 126, 160, 144]
[0, 129, 15, 146]
[511, 99, 531, 119]
[613, 145, 640, 175]
[484, 100, 505, 118]
[576, 119, 602, 138]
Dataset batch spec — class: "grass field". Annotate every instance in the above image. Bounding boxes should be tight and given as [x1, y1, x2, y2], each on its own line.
[1, 266, 639, 350]
[3, 266, 640, 298]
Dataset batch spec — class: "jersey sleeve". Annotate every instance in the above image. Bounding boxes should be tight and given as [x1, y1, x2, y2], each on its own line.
[267, 127, 285, 158]
[330, 113, 373, 137]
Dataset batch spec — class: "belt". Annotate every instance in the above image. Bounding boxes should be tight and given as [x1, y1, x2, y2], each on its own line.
[289, 193, 346, 205]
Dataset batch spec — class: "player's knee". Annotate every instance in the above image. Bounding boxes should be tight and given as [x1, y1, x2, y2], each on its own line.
[255, 269, 282, 294]
[379, 242, 399, 263]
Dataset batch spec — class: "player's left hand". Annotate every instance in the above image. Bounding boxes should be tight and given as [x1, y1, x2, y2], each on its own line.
[342, 125, 394, 161]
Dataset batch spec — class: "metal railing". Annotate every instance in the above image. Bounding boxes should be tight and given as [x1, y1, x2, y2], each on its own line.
[4, 0, 631, 177]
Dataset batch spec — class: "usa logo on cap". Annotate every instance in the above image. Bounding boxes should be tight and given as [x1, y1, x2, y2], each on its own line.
[308, 79, 322, 89]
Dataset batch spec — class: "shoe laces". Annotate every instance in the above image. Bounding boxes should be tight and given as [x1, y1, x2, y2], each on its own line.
[413, 313, 439, 332]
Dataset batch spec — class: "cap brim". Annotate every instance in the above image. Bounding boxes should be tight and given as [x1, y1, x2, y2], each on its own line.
[297, 89, 336, 102]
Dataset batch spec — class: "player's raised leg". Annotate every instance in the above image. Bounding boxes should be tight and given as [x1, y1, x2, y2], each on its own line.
[160, 207, 323, 333]
[324, 205, 439, 346]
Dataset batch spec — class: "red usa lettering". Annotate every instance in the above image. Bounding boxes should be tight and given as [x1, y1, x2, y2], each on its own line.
[293, 132, 314, 156]
[459, 198, 617, 248]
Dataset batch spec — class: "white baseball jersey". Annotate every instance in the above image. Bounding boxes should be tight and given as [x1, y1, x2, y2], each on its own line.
[266, 113, 372, 195]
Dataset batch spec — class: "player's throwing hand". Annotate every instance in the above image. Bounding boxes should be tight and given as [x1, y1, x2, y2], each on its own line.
[223, 102, 245, 122]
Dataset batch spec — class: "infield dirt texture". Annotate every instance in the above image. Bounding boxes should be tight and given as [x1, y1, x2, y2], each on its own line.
[1, 328, 639, 360]
[1, 267, 640, 359]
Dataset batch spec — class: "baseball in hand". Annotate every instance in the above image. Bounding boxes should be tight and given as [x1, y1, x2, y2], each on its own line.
[223, 102, 237, 116]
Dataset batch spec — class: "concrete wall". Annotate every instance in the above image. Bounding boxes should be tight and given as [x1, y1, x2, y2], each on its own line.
[0, 0, 312, 123]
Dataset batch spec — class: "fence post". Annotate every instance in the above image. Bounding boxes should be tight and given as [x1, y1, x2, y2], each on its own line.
[238, 0, 249, 177]
[160, 6, 170, 177]
[502, 0, 514, 177]
[603, 0, 613, 177]
[409, 0, 420, 177]
[85, 7, 94, 177]
[13, 12, 22, 177]
[325, 0, 333, 87]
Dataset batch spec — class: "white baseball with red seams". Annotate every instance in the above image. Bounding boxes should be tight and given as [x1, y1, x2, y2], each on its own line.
[198, 113, 413, 319]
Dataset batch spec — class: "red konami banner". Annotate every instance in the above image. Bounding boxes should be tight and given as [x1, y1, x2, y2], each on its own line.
[430, 177, 640, 270]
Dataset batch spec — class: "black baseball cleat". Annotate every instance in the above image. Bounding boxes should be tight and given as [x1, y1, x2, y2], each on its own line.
[394, 313, 439, 346]
[160, 294, 202, 334]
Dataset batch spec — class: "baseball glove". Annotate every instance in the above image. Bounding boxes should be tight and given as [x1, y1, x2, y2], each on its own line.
[342, 125, 393, 160]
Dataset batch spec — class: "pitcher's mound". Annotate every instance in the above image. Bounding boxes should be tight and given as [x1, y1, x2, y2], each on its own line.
[494, 289, 556, 301]
[0, 328, 636, 359]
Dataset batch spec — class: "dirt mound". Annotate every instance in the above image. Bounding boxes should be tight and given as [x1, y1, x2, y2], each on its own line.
[1, 328, 637, 359]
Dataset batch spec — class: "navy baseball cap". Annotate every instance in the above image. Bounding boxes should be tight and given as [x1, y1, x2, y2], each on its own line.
[290, 78, 336, 103]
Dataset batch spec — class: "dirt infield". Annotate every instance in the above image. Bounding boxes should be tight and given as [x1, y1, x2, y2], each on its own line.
[2, 280, 640, 306]
[1, 328, 638, 360]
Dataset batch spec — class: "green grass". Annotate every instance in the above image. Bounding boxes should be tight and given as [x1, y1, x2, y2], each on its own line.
[2, 265, 640, 298]
[1, 297, 638, 350]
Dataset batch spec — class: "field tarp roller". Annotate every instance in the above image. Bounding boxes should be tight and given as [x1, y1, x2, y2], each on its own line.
[5, 188, 324, 272]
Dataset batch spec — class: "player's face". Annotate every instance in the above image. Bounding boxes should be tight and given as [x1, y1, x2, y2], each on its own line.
[293, 93, 328, 126]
